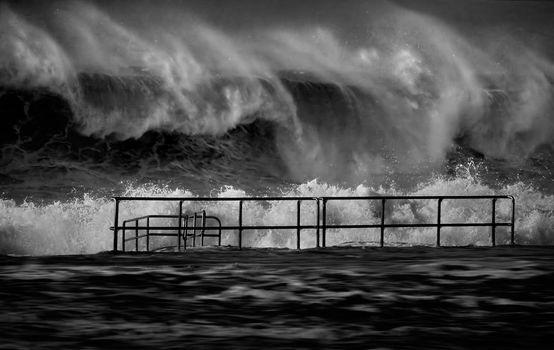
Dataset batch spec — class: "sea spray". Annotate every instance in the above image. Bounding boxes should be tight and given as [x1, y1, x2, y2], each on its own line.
[1, 1, 552, 184]
[1, 176, 552, 255]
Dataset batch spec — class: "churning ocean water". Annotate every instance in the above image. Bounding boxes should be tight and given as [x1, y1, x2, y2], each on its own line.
[0, 0, 553, 348]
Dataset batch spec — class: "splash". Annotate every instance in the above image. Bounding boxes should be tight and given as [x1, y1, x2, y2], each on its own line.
[1, 175, 552, 255]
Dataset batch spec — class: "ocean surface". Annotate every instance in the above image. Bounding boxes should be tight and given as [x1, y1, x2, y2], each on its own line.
[2, 247, 554, 349]
[0, 1, 553, 348]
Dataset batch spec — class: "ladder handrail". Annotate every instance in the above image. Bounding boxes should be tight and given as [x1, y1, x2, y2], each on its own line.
[118, 212, 222, 252]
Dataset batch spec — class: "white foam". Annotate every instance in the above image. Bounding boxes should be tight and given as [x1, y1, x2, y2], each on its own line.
[1, 176, 552, 255]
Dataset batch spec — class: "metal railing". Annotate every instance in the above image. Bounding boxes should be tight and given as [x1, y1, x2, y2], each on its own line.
[183, 210, 222, 248]
[110, 195, 516, 252]
[119, 212, 222, 252]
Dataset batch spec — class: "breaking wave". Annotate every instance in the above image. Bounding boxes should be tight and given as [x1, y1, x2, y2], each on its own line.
[1, 1, 553, 179]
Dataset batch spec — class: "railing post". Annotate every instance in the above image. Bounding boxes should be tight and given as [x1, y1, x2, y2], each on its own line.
[380, 198, 386, 247]
[511, 196, 516, 245]
[239, 200, 243, 250]
[178, 201, 183, 252]
[297, 200, 301, 250]
[201, 210, 206, 246]
[437, 198, 443, 247]
[146, 217, 150, 252]
[193, 213, 197, 247]
[122, 221, 126, 252]
[113, 199, 120, 252]
[218, 219, 222, 246]
[135, 219, 139, 252]
[491, 198, 497, 246]
[316, 198, 320, 248]
[184, 216, 188, 249]
[322, 199, 327, 248]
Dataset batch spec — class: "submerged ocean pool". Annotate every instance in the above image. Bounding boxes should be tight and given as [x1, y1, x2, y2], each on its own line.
[1, 246, 553, 349]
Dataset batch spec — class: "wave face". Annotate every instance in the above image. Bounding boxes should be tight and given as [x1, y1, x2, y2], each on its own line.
[0, 0, 553, 254]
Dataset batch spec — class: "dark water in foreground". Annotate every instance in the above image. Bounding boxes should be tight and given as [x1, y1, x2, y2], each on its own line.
[2, 247, 553, 349]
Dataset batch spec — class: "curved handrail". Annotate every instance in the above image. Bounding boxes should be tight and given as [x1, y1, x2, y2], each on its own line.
[118, 211, 223, 252]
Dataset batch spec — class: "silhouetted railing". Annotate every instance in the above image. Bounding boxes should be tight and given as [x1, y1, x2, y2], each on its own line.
[183, 210, 222, 248]
[110, 195, 516, 252]
[120, 212, 222, 252]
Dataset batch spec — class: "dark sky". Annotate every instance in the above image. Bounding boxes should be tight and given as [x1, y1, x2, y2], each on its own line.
[3, 0, 554, 64]
[7, 0, 554, 34]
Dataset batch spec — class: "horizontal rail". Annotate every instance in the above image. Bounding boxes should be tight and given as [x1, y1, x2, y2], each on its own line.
[123, 214, 182, 224]
[114, 196, 319, 201]
[113, 195, 513, 201]
[121, 215, 220, 225]
[121, 232, 219, 243]
[123, 233, 189, 241]
[114, 225, 320, 231]
[323, 195, 514, 200]
[324, 223, 513, 229]
[114, 222, 512, 232]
